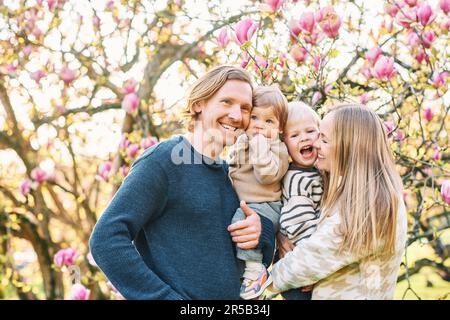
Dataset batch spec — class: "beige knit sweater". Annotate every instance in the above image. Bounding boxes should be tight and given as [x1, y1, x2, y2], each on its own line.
[271, 200, 408, 300]
[228, 133, 289, 203]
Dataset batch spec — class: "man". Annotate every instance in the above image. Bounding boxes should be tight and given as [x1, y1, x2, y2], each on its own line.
[89, 65, 275, 299]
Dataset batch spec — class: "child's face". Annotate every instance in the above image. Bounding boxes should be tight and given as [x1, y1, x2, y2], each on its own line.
[284, 112, 320, 168]
[246, 106, 280, 140]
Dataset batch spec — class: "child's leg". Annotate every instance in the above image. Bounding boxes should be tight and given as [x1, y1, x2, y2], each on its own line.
[232, 205, 276, 299]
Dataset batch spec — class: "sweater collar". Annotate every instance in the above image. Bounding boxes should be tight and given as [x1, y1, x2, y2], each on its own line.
[180, 135, 224, 169]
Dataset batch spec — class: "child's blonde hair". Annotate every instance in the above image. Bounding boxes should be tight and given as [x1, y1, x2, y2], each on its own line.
[253, 85, 288, 133]
[286, 101, 320, 127]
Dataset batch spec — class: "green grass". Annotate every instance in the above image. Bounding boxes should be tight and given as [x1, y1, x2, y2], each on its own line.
[395, 230, 450, 300]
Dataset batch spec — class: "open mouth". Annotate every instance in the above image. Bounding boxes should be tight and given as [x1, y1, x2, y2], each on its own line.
[300, 145, 315, 159]
[220, 123, 238, 132]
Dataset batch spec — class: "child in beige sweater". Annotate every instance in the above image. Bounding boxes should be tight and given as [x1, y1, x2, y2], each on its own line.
[228, 85, 289, 299]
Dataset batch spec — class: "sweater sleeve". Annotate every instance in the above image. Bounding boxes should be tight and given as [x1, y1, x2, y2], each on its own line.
[249, 135, 289, 185]
[279, 194, 318, 244]
[89, 151, 184, 300]
[271, 214, 365, 292]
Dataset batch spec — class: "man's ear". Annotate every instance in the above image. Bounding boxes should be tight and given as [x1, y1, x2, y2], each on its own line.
[192, 101, 204, 114]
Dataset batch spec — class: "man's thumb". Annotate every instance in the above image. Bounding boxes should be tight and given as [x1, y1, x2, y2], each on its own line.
[240, 200, 254, 217]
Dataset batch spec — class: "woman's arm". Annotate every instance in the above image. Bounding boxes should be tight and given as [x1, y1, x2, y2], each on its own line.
[271, 214, 364, 292]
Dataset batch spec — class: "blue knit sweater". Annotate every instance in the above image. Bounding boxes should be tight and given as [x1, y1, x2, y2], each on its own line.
[89, 135, 275, 300]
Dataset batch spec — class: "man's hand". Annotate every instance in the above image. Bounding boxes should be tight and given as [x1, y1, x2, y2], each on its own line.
[228, 201, 261, 249]
[276, 232, 294, 258]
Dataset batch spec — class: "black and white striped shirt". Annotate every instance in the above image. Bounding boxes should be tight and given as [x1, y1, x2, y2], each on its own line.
[280, 164, 323, 245]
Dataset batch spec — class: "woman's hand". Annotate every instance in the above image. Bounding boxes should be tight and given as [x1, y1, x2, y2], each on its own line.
[276, 232, 294, 258]
[228, 201, 261, 249]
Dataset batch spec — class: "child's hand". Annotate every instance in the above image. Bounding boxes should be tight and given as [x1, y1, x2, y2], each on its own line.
[276, 232, 294, 258]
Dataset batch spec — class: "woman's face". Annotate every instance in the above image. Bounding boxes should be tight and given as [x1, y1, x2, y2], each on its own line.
[313, 113, 334, 172]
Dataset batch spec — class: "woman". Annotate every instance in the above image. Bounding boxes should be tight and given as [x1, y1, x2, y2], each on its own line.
[268, 104, 407, 300]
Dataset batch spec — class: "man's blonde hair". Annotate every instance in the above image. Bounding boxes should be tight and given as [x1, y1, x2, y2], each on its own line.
[182, 65, 253, 131]
[253, 85, 288, 132]
[321, 104, 404, 257]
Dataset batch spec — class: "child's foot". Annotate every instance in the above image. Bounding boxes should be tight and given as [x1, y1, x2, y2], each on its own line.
[240, 268, 272, 300]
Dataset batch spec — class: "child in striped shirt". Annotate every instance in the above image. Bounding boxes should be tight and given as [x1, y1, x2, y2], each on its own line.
[278, 101, 323, 299]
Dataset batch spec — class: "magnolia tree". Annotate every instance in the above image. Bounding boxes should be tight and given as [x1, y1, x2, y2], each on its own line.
[0, 0, 449, 299]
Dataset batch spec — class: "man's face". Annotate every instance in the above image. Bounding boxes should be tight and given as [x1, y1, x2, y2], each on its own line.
[195, 80, 253, 146]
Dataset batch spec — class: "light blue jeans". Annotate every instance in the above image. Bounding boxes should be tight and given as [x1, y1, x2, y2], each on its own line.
[231, 201, 281, 263]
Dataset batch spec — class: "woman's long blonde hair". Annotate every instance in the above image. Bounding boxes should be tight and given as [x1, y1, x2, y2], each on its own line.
[321, 104, 403, 257]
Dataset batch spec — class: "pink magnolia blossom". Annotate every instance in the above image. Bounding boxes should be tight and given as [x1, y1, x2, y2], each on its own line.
[415, 50, 428, 63]
[97, 161, 112, 181]
[396, 8, 416, 28]
[22, 45, 32, 56]
[365, 46, 382, 65]
[394, 130, 405, 141]
[406, 30, 420, 48]
[276, 53, 287, 69]
[299, 12, 315, 34]
[313, 55, 321, 72]
[359, 93, 370, 105]
[60, 67, 76, 85]
[432, 71, 449, 88]
[264, 0, 284, 13]
[31, 70, 46, 83]
[288, 19, 301, 38]
[217, 28, 230, 48]
[384, 4, 399, 17]
[440, 0, 450, 14]
[20, 179, 33, 195]
[423, 107, 433, 121]
[121, 93, 140, 114]
[48, 0, 57, 11]
[384, 121, 395, 135]
[54, 248, 77, 267]
[381, 18, 394, 33]
[361, 62, 373, 79]
[254, 56, 268, 69]
[122, 79, 138, 94]
[373, 56, 396, 81]
[422, 30, 435, 48]
[140, 137, 157, 150]
[234, 18, 258, 46]
[106, 1, 115, 10]
[432, 147, 441, 161]
[318, 7, 342, 38]
[290, 46, 308, 64]
[240, 51, 251, 68]
[31, 167, 48, 183]
[441, 19, 450, 33]
[404, 0, 418, 7]
[70, 284, 90, 300]
[312, 91, 322, 105]
[93, 15, 100, 28]
[303, 30, 323, 45]
[417, 4, 433, 26]
[127, 143, 140, 159]
[441, 180, 450, 204]
[32, 26, 42, 39]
